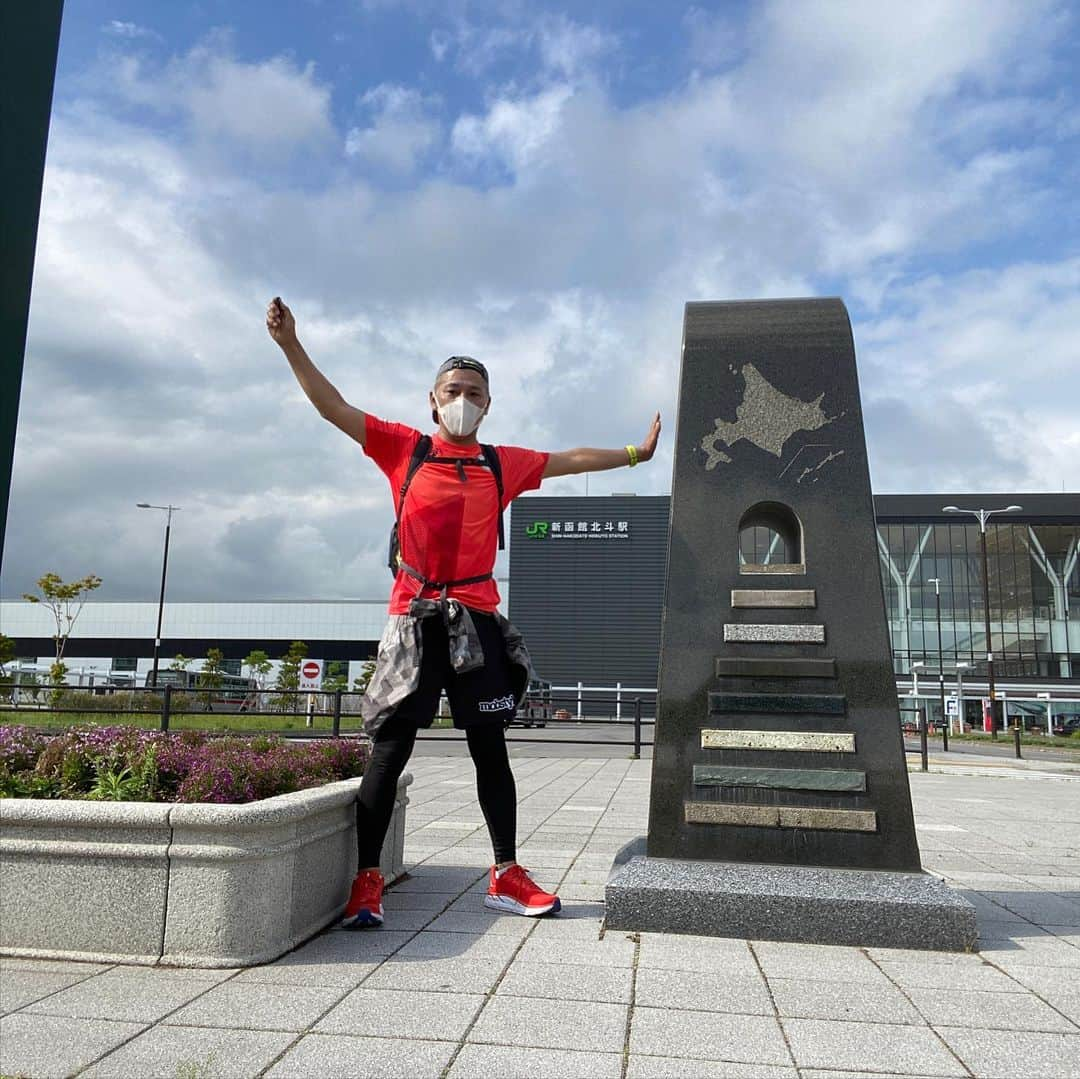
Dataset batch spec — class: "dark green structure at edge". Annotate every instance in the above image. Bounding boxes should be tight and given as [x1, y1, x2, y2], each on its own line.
[0, 2, 65, 577]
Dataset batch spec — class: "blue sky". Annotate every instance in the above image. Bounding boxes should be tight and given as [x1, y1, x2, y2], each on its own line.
[4, 0, 1079, 602]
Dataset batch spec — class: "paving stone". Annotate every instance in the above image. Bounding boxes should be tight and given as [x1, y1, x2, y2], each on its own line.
[627, 1059, 798, 1078]
[315, 987, 484, 1040]
[391, 930, 521, 962]
[754, 950, 891, 985]
[0, 969, 94, 1015]
[800, 1073, 952, 1079]
[0, 1013, 146, 1079]
[314, 928, 417, 958]
[361, 957, 506, 994]
[781, 1018, 967, 1075]
[469, 994, 628, 1053]
[876, 958, 1021, 993]
[265, 1033, 455, 1077]
[634, 968, 773, 1015]
[381, 890, 459, 911]
[989, 938, 1080, 968]
[165, 981, 346, 1031]
[768, 976, 923, 1024]
[22, 967, 216, 1023]
[497, 960, 632, 1004]
[448, 1043, 623, 1078]
[629, 1007, 791, 1066]
[516, 934, 637, 969]
[908, 987, 1078, 1032]
[231, 956, 382, 989]
[81, 1024, 294, 1078]
[0, 958, 112, 975]
[936, 1027, 1080, 1078]
[636, 933, 760, 976]
[423, 910, 535, 937]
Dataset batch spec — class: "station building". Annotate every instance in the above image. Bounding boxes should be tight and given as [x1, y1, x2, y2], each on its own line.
[3, 492, 1078, 725]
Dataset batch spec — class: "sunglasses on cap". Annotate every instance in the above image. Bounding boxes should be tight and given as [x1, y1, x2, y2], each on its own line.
[436, 355, 489, 384]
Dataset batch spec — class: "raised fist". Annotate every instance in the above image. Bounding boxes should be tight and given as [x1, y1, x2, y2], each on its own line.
[266, 297, 297, 346]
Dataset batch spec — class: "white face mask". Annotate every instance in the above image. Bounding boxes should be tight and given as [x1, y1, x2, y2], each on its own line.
[437, 395, 485, 437]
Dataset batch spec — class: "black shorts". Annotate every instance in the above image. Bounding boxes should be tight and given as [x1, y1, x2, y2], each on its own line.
[393, 611, 519, 730]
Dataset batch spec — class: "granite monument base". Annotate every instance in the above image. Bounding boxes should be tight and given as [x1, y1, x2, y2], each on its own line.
[606, 847, 977, 952]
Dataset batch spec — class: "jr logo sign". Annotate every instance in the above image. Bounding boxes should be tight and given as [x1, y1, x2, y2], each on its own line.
[525, 521, 550, 538]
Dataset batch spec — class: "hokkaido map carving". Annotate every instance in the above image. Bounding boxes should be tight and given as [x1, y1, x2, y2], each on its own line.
[701, 363, 846, 482]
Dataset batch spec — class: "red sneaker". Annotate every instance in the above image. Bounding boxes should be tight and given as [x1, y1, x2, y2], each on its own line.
[484, 864, 561, 917]
[342, 869, 384, 928]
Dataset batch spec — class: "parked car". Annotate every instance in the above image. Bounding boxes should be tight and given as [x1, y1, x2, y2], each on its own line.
[510, 678, 553, 728]
[1052, 717, 1080, 737]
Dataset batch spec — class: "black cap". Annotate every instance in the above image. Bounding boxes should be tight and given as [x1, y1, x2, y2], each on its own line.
[436, 355, 489, 385]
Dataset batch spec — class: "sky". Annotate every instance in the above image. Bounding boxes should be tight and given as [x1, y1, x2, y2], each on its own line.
[3, 0, 1078, 605]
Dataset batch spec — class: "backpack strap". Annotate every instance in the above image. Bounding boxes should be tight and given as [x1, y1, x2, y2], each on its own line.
[481, 444, 505, 550]
[398, 434, 433, 515]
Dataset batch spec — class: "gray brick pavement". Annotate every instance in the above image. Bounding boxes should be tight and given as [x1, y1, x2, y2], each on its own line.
[2, 753, 1078, 1078]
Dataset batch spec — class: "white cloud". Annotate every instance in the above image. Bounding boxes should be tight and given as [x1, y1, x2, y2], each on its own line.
[859, 258, 1080, 491]
[451, 84, 572, 173]
[3, 2, 1077, 606]
[101, 41, 335, 160]
[103, 20, 160, 41]
[432, 11, 616, 82]
[345, 84, 441, 174]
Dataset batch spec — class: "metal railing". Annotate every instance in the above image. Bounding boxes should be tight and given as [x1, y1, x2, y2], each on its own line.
[0, 683, 657, 758]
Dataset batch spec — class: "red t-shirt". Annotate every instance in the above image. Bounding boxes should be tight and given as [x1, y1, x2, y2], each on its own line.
[364, 414, 549, 614]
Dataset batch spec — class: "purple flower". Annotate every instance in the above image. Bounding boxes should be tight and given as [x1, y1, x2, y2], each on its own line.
[0, 724, 370, 804]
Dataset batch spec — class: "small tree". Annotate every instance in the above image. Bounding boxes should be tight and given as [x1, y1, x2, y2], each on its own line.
[0, 633, 15, 676]
[352, 659, 377, 695]
[323, 660, 349, 694]
[22, 572, 103, 676]
[198, 648, 226, 690]
[169, 654, 191, 674]
[274, 641, 307, 713]
[242, 649, 272, 689]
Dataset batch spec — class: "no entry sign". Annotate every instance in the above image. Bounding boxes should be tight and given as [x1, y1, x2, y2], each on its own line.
[299, 659, 323, 691]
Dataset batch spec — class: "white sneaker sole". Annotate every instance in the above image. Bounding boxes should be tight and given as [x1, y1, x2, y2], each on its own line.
[484, 893, 561, 917]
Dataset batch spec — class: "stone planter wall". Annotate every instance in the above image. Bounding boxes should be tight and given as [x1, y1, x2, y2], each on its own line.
[0, 773, 410, 968]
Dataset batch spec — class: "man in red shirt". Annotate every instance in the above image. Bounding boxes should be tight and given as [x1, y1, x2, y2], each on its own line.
[267, 297, 661, 927]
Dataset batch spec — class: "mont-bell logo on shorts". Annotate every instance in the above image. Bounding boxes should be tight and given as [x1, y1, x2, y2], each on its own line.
[478, 694, 515, 713]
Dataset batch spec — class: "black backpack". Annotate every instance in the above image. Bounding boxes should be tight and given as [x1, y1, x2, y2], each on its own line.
[387, 435, 505, 591]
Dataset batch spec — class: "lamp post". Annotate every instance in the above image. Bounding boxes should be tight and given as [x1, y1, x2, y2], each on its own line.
[1038, 692, 1053, 737]
[911, 660, 925, 739]
[927, 577, 948, 750]
[954, 661, 970, 733]
[137, 503, 180, 688]
[942, 504, 1022, 740]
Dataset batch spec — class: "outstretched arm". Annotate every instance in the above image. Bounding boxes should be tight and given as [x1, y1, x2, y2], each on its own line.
[542, 412, 661, 479]
[266, 297, 367, 446]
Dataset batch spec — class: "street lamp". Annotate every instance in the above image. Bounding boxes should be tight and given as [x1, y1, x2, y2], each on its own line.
[942, 504, 1022, 738]
[927, 577, 947, 749]
[137, 503, 180, 688]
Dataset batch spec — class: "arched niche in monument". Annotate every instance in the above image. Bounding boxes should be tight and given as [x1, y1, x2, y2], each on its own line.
[738, 501, 805, 574]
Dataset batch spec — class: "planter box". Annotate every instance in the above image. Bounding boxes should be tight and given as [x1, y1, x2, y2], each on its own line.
[0, 773, 410, 968]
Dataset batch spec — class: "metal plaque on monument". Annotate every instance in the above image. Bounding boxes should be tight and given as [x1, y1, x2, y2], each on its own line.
[606, 298, 976, 950]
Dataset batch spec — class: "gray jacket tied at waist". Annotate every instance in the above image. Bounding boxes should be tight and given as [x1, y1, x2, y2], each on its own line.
[361, 599, 535, 736]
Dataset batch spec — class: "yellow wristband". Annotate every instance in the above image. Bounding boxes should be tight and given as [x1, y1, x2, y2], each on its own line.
[626, 444, 639, 467]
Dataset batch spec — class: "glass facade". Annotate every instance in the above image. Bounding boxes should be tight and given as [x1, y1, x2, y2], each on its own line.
[877, 519, 1079, 680]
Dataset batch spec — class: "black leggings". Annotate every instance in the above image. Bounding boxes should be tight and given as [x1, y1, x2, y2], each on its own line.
[356, 717, 517, 868]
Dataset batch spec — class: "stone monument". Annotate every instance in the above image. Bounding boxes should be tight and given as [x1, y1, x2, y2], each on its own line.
[605, 298, 977, 950]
